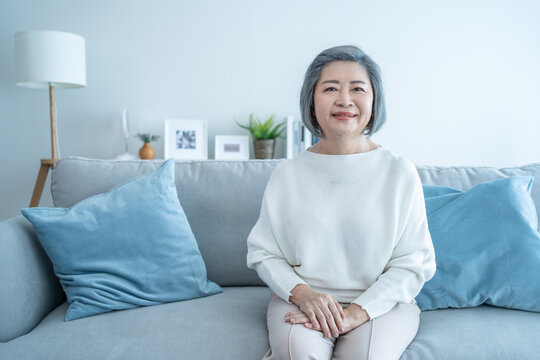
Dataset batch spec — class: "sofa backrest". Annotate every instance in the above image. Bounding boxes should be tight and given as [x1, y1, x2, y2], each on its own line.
[416, 163, 540, 229]
[52, 158, 280, 287]
[51, 157, 540, 287]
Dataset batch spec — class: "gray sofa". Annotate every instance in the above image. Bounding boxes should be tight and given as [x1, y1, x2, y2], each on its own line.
[1, 157, 540, 360]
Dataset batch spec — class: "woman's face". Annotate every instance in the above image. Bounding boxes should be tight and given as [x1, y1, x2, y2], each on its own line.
[313, 61, 374, 141]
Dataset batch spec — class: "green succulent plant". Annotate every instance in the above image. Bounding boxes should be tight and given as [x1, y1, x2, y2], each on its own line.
[135, 133, 160, 143]
[235, 114, 286, 140]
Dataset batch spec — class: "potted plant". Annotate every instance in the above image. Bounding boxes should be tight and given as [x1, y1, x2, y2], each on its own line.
[235, 114, 286, 159]
[135, 133, 160, 160]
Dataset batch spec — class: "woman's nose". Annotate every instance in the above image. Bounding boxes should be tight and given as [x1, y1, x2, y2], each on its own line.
[336, 90, 353, 107]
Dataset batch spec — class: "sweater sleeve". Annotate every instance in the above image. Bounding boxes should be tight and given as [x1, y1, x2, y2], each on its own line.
[246, 169, 308, 303]
[352, 169, 436, 319]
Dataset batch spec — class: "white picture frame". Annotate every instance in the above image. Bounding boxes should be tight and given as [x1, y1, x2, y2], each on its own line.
[164, 119, 208, 160]
[215, 135, 250, 160]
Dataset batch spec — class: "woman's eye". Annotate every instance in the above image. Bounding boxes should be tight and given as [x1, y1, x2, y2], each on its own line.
[353, 87, 366, 92]
[324, 87, 338, 92]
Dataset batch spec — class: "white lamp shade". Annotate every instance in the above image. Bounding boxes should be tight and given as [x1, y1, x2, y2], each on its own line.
[15, 30, 86, 89]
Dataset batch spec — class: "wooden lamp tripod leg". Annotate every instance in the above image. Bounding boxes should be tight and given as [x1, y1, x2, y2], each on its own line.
[29, 85, 58, 207]
[29, 161, 52, 207]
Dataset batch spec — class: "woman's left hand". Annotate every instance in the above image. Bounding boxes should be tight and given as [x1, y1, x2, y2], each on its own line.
[285, 303, 370, 336]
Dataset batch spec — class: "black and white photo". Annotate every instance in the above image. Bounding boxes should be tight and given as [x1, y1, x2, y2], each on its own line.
[164, 119, 207, 160]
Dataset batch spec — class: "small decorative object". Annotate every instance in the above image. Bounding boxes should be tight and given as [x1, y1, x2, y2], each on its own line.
[136, 133, 160, 160]
[235, 114, 286, 159]
[115, 108, 137, 160]
[164, 119, 208, 160]
[215, 135, 250, 160]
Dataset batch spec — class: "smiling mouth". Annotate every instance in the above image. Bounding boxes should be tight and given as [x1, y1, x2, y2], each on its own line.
[332, 112, 357, 120]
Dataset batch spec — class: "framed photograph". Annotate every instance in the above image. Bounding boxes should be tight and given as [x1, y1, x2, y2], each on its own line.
[164, 119, 208, 160]
[215, 135, 250, 160]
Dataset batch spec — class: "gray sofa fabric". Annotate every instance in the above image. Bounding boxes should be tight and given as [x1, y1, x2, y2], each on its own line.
[51, 157, 281, 287]
[1, 157, 540, 359]
[1, 287, 538, 360]
[405, 305, 540, 360]
[0, 287, 271, 360]
[0, 216, 64, 342]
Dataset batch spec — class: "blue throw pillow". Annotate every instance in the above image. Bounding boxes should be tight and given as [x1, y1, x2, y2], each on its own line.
[416, 176, 540, 312]
[22, 159, 222, 321]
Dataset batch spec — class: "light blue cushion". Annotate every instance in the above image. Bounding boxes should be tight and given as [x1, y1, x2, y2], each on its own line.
[21, 159, 222, 321]
[416, 176, 540, 312]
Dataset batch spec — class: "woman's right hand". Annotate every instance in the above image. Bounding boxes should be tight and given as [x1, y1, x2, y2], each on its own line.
[287, 284, 345, 338]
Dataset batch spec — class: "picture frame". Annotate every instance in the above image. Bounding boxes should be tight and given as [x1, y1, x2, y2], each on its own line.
[164, 119, 208, 160]
[215, 135, 250, 160]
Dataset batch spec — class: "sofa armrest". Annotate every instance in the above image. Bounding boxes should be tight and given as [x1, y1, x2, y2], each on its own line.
[0, 216, 65, 342]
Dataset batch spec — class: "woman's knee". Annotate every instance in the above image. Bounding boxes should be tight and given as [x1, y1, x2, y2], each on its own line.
[367, 302, 420, 359]
[270, 324, 334, 360]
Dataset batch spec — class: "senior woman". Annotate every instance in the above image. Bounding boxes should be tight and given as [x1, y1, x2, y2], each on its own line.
[246, 45, 436, 360]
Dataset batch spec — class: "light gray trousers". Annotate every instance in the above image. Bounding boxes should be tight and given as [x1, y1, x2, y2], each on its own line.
[262, 293, 420, 360]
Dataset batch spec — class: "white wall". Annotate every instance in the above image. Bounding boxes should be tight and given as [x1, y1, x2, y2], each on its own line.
[1, 0, 539, 220]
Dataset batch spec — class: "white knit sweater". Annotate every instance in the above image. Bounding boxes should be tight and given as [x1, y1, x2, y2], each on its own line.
[246, 147, 436, 319]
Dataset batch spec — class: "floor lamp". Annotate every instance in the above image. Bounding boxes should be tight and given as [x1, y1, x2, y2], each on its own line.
[15, 30, 86, 207]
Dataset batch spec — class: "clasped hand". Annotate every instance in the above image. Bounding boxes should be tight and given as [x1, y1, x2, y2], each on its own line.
[285, 285, 369, 338]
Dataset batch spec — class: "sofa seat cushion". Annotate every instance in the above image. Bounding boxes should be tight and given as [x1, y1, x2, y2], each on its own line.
[403, 306, 540, 360]
[1, 286, 539, 360]
[0, 287, 272, 359]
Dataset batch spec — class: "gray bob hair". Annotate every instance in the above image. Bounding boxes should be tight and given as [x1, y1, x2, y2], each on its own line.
[300, 45, 386, 137]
